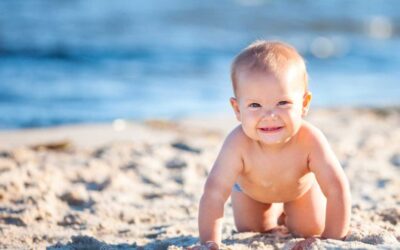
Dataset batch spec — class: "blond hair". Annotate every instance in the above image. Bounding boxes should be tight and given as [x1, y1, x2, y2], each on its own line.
[231, 40, 308, 96]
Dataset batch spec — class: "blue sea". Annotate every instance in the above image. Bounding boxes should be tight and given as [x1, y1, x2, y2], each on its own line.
[0, 0, 399, 129]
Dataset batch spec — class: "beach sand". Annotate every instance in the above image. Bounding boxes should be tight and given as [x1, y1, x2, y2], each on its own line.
[0, 108, 399, 249]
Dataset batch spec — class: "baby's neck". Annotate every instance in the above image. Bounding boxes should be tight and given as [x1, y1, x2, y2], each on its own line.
[256, 134, 297, 152]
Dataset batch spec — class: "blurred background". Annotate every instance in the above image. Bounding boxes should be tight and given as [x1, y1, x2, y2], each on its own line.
[0, 0, 398, 129]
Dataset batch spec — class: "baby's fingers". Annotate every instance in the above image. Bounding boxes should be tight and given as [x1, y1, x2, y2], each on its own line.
[187, 241, 219, 250]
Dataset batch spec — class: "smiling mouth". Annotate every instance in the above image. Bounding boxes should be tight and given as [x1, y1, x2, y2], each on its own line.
[259, 126, 284, 132]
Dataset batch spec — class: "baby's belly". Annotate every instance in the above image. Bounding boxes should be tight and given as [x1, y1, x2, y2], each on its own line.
[237, 173, 316, 203]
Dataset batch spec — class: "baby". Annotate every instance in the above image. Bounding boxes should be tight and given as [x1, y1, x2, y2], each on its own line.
[194, 41, 351, 249]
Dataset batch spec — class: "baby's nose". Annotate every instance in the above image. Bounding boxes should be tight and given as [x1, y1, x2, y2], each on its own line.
[263, 109, 278, 120]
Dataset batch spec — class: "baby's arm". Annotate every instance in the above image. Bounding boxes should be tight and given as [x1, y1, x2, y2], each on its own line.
[198, 127, 244, 246]
[307, 127, 351, 240]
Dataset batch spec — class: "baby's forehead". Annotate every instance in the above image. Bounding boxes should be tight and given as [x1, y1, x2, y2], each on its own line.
[236, 80, 305, 103]
[237, 64, 306, 90]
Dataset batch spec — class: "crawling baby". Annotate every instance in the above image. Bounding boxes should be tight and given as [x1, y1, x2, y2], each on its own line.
[193, 40, 351, 250]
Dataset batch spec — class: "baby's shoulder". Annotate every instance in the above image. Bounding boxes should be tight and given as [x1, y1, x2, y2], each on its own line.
[298, 121, 328, 147]
[224, 125, 251, 148]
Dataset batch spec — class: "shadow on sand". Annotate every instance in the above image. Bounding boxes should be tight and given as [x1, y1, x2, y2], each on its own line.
[47, 235, 199, 250]
[46, 228, 294, 249]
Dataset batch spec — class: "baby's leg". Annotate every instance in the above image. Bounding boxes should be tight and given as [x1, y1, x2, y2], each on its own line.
[231, 190, 283, 232]
[283, 181, 327, 237]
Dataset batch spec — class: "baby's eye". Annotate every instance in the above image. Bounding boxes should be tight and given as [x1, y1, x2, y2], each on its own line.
[277, 101, 292, 106]
[248, 103, 261, 108]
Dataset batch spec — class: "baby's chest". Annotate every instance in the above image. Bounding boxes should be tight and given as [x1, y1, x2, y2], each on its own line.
[242, 151, 309, 184]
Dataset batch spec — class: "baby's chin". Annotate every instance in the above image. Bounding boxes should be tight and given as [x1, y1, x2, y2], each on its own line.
[242, 127, 293, 146]
[243, 132, 286, 146]
[256, 133, 294, 146]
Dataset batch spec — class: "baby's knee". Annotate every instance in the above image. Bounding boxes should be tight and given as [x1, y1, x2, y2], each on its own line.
[235, 219, 278, 233]
[287, 220, 324, 237]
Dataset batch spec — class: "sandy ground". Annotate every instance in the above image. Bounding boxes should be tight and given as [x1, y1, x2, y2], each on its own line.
[0, 108, 399, 249]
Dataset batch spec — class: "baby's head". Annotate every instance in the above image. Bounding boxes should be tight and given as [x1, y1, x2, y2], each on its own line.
[231, 40, 308, 97]
[229, 40, 312, 146]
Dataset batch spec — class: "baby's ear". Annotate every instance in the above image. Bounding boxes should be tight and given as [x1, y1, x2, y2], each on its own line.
[302, 91, 312, 117]
[230, 97, 241, 121]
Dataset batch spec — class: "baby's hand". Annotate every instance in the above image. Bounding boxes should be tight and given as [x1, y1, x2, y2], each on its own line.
[291, 237, 318, 250]
[188, 241, 219, 250]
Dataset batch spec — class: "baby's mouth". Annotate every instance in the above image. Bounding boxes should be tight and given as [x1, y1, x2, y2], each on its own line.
[259, 126, 284, 132]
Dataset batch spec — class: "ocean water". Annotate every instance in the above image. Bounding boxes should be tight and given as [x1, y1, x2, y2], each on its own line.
[0, 0, 399, 129]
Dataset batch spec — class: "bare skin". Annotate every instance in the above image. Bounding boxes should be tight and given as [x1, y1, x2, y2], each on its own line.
[196, 123, 350, 249]
[194, 59, 351, 249]
[232, 123, 327, 237]
[232, 171, 326, 237]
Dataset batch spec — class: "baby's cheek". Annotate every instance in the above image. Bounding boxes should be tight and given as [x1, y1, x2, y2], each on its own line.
[241, 123, 256, 139]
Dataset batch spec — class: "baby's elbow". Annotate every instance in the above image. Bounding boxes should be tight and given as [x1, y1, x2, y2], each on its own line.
[199, 192, 227, 215]
[201, 180, 229, 205]
[326, 180, 351, 202]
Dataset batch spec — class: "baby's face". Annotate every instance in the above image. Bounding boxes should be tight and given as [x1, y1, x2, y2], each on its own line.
[230, 66, 311, 146]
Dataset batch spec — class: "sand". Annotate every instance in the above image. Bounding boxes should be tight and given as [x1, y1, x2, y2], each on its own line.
[0, 108, 399, 249]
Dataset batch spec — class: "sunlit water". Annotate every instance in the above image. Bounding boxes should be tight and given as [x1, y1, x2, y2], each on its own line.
[0, 1, 399, 128]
